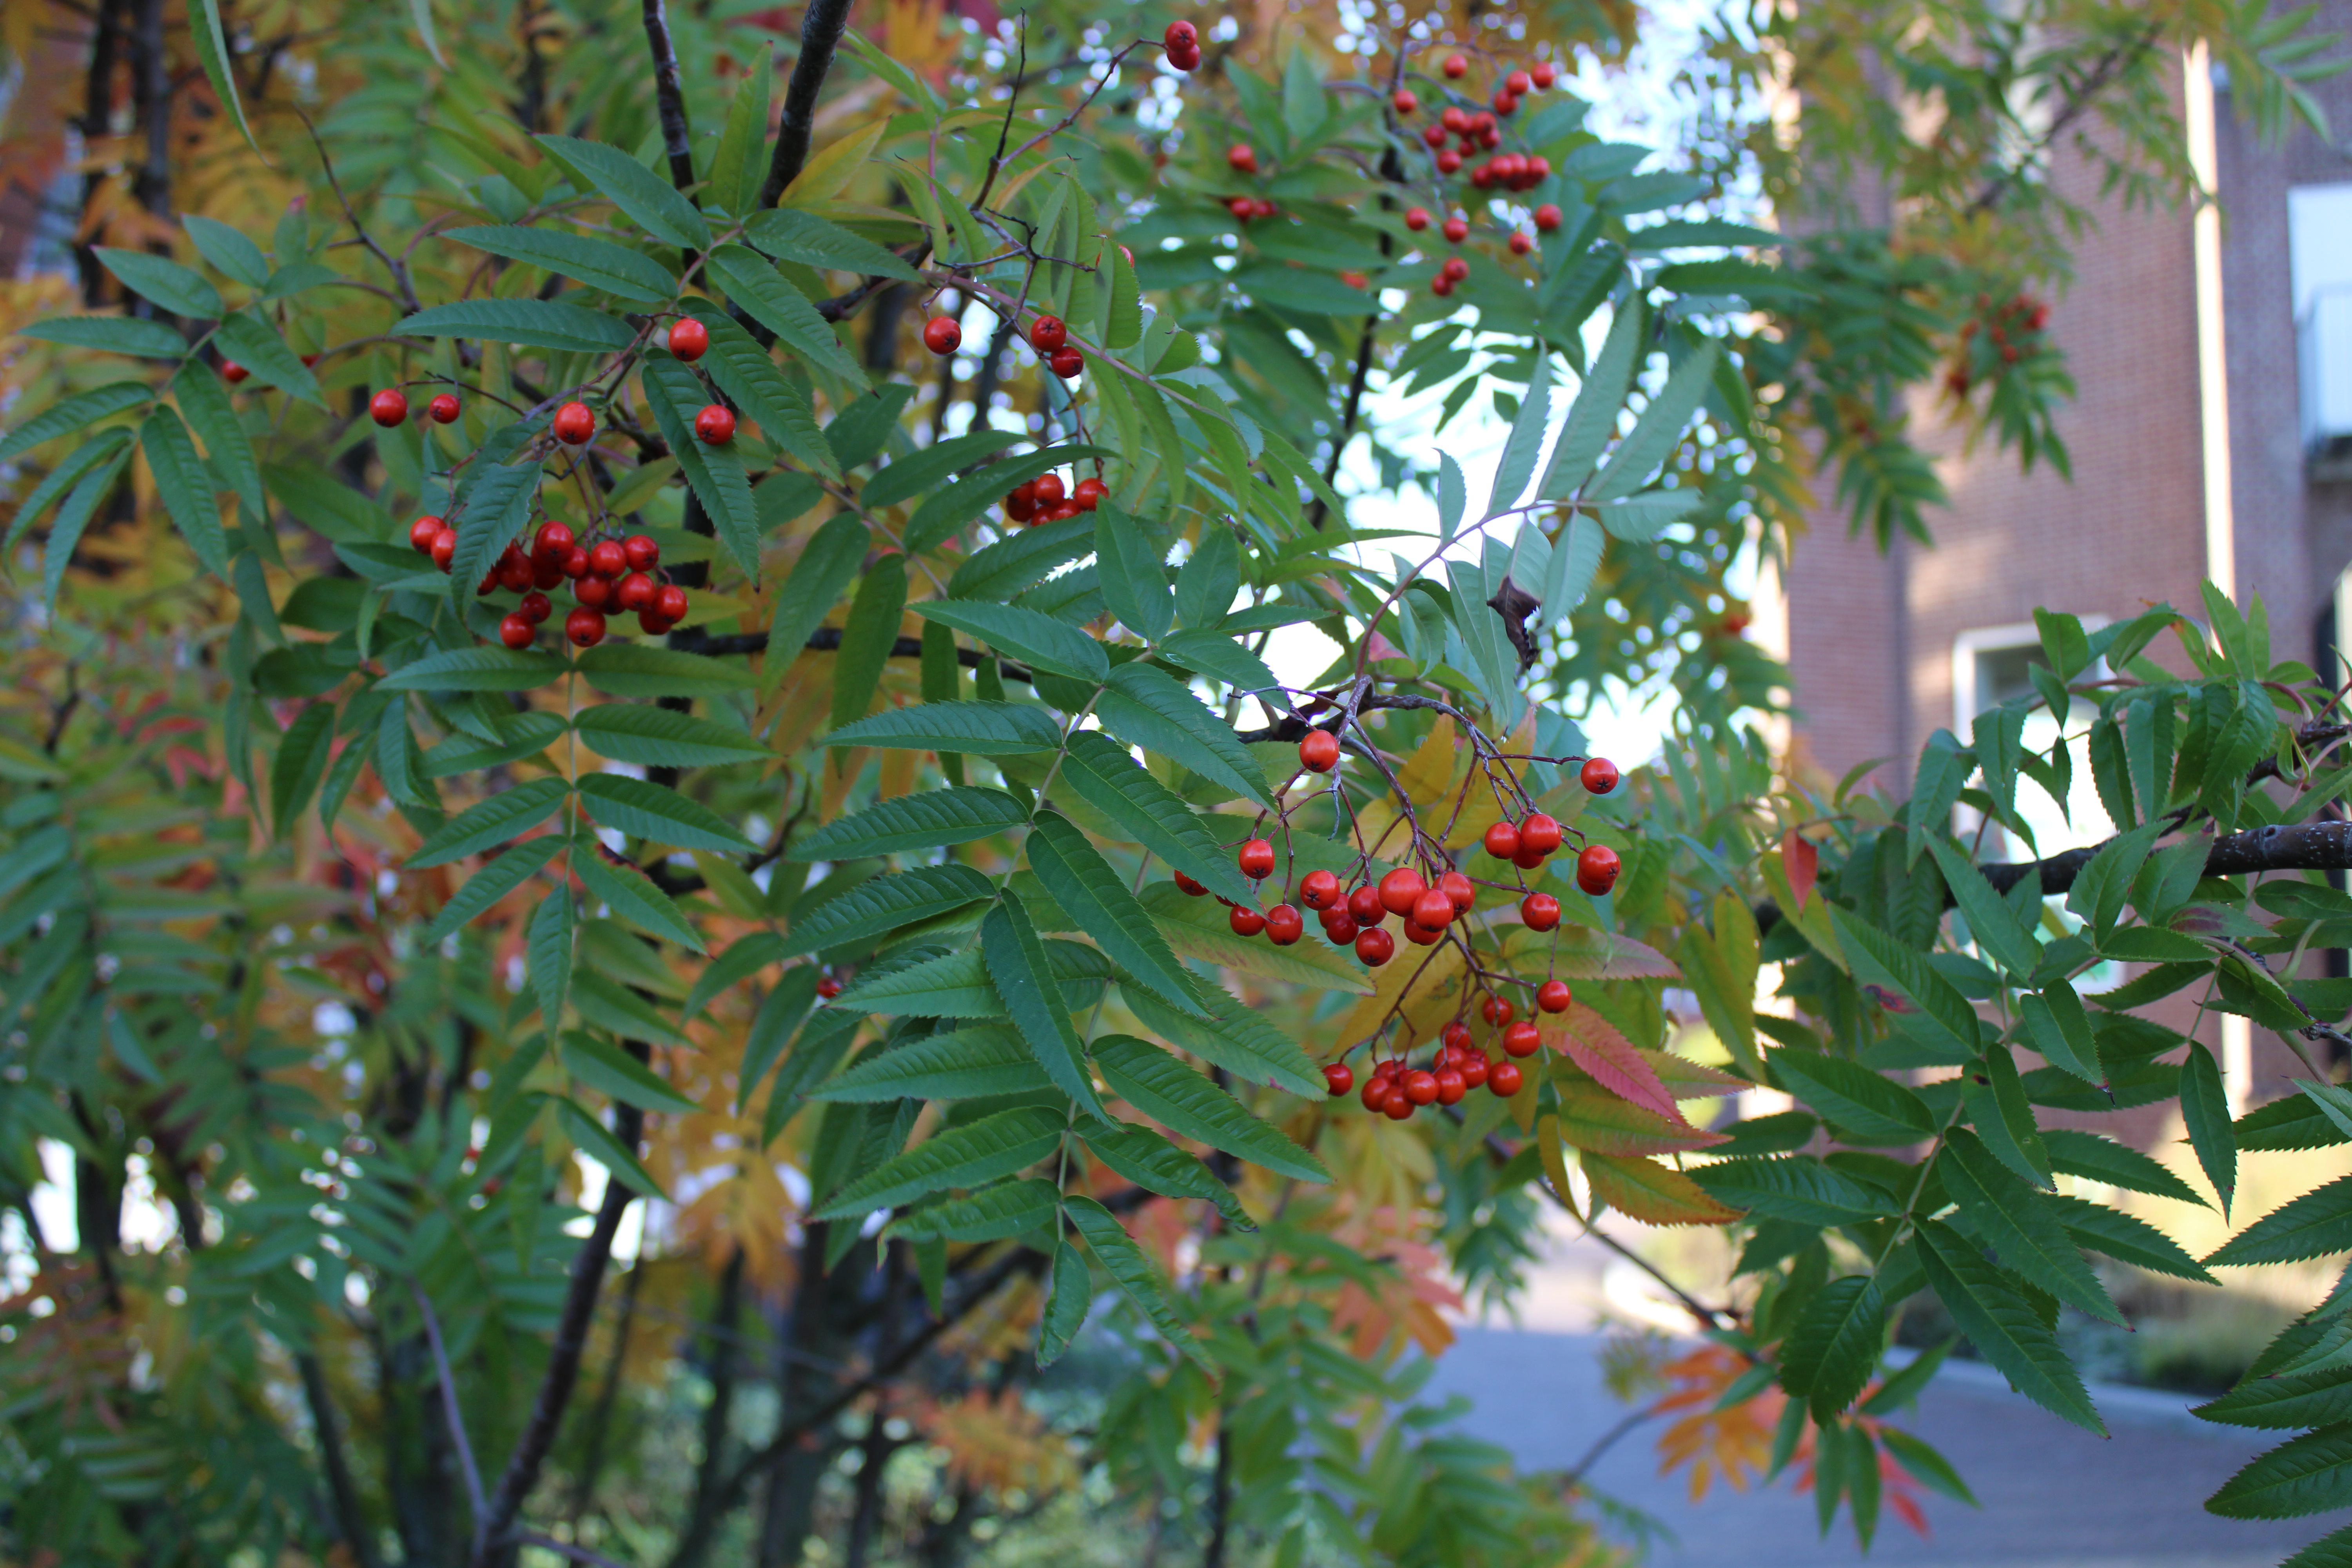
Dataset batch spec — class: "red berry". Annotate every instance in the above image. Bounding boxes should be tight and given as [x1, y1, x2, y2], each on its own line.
[1489, 1060, 1523, 1097]
[1385, 1091, 1416, 1121]
[1377, 867, 1426, 917]
[428, 393, 461, 425]
[498, 612, 534, 649]
[1435, 1068, 1466, 1106]
[409, 515, 445, 553]
[1405, 207, 1431, 231]
[1521, 892, 1561, 931]
[1238, 838, 1276, 880]
[1228, 144, 1258, 174]
[565, 608, 606, 648]
[1506, 69, 1531, 94]
[1164, 20, 1197, 54]
[562, 546, 591, 580]
[1471, 163, 1495, 191]
[1442, 53, 1468, 77]
[1459, 1053, 1490, 1089]
[1576, 844, 1622, 897]
[1531, 60, 1557, 89]
[1481, 996, 1514, 1028]
[1527, 156, 1552, 183]
[1442, 1021, 1473, 1053]
[1299, 730, 1340, 772]
[1174, 871, 1208, 897]
[1443, 257, 1470, 283]
[1437, 872, 1472, 915]
[1324, 1062, 1355, 1097]
[1073, 477, 1107, 511]
[430, 529, 458, 571]
[695, 404, 736, 445]
[1535, 203, 1563, 232]
[1436, 149, 1462, 175]
[575, 574, 613, 608]
[1394, 89, 1418, 114]
[1397, 1069, 1434, 1107]
[923, 316, 962, 356]
[1514, 844, 1548, 871]
[1483, 820, 1521, 860]
[519, 590, 552, 624]
[1443, 216, 1469, 244]
[1355, 927, 1395, 967]
[1049, 347, 1084, 379]
[588, 541, 628, 579]
[616, 572, 657, 612]
[1300, 869, 1341, 909]
[816, 975, 844, 1000]
[1503, 1020, 1541, 1058]
[1030, 314, 1067, 352]
[1005, 485, 1037, 523]
[1411, 887, 1454, 929]
[535, 520, 576, 559]
[1442, 106, 1469, 133]
[1229, 195, 1256, 221]
[1033, 473, 1066, 506]
[498, 548, 534, 593]
[1404, 921, 1444, 947]
[1229, 905, 1267, 937]
[1581, 757, 1620, 795]
[221, 361, 249, 385]
[370, 388, 409, 427]
[1265, 904, 1304, 946]
[553, 401, 595, 445]
[655, 584, 689, 622]
[1322, 911, 1359, 946]
[1361, 1075, 1391, 1112]
[623, 534, 660, 572]
[668, 318, 709, 361]
[1347, 885, 1386, 926]
[1519, 813, 1563, 857]
[1493, 90, 1518, 115]
[1537, 980, 1572, 1014]
[1423, 123, 1448, 148]
[1509, 232, 1533, 256]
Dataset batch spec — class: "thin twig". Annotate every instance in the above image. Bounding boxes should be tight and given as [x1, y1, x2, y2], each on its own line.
[293, 106, 422, 317]
[411, 1283, 488, 1528]
[758, 0, 857, 209]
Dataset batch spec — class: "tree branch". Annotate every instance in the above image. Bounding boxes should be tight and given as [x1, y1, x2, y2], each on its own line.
[298, 1351, 386, 1568]
[640, 0, 696, 192]
[413, 1284, 488, 1531]
[757, 0, 857, 211]
[1965, 24, 2162, 216]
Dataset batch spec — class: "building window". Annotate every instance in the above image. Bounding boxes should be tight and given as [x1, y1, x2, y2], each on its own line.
[2290, 184, 2352, 478]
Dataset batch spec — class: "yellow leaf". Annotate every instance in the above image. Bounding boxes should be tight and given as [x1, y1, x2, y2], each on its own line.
[1553, 1078, 1729, 1158]
[1583, 1152, 1740, 1226]
[1330, 935, 1467, 1046]
[783, 120, 887, 207]
[1396, 715, 1457, 807]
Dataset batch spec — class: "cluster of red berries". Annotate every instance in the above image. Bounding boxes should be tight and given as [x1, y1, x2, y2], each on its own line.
[1227, 194, 1281, 225]
[1946, 292, 2051, 394]
[1163, 18, 1202, 71]
[405, 514, 689, 649]
[363, 387, 462, 427]
[1002, 470, 1108, 526]
[1030, 313, 1085, 380]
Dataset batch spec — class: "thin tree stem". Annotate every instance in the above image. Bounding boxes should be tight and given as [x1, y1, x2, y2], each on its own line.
[757, 0, 856, 209]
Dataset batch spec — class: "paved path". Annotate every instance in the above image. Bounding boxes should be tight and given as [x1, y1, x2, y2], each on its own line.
[1426, 1220, 2347, 1565]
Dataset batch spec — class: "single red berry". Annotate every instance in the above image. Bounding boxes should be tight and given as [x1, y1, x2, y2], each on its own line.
[1436, 148, 1463, 175]
[1439, 871, 1474, 914]
[1519, 813, 1563, 857]
[1535, 203, 1563, 232]
[409, 515, 444, 553]
[1514, 844, 1548, 871]
[588, 540, 628, 579]
[655, 584, 689, 622]
[615, 572, 657, 612]
[1442, 1021, 1474, 1054]
[428, 393, 462, 425]
[1073, 477, 1107, 511]
[1442, 106, 1469, 133]
[1174, 870, 1208, 897]
[1503, 1020, 1541, 1058]
[1377, 867, 1426, 917]
[1489, 1060, 1523, 1097]
[1238, 838, 1276, 880]
[1299, 730, 1341, 772]
[1576, 844, 1622, 897]
[1049, 346, 1084, 379]
[1482, 995, 1515, 1027]
[1300, 868, 1341, 909]
[816, 975, 844, 1000]
[565, 607, 607, 648]
[1005, 485, 1038, 523]
[535, 520, 577, 559]
[1537, 980, 1572, 1014]
[1405, 921, 1443, 947]
[1483, 820, 1522, 860]
[1033, 473, 1066, 506]
[1506, 69, 1531, 94]
[497, 612, 533, 649]
[1385, 1091, 1416, 1121]
[552, 401, 595, 445]
[1322, 911, 1359, 945]
[1443, 257, 1470, 283]
[1164, 19, 1197, 53]
[519, 590, 552, 624]
[1493, 90, 1518, 115]
[1324, 1062, 1355, 1097]
[575, 573, 613, 608]
[1471, 163, 1495, 191]
[1521, 892, 1561, 931]
[1423, 123, 1448, 148]
[1509, 232, 1533, 256]
[498, 549, 534, 593]
[1400, 1070, 1437, 1107]
[1229, 195, 1257, 221]
[370, 388, 409, 427]
[1459, 1053, 1490, 1089]
[1411, 887, 1454, 929]
[1393, 88, 1418, 114]
[430, 528, 458, 571]
[695, 404, 736, 445]
[562, 546, 591, 581]
[1356, 927, 1395, 967]
[1531, 60, 1557, 89]
[1361, 1075, 1391, 1112]
[1442, 52, 1468, 77]
[1347, 885, 1386, 926]
[923, 316, 962, 356]
[1405, 207, 1432, 232]
[1526, 156, 1552, 183]
[221, 360, 249, 385]
[1435, 1068, 1466, 1106]
[668, 317, 709, 361]
[1228, 144, 1258, 174]
[1265, 904, 1304, 946]
[1581, 757, 1621, 795]
[1031, 314, 1067, 352]
[1443, 216, 1469, 244]
[623, 534, 660, 572]
[1229, 905, 1267, 938]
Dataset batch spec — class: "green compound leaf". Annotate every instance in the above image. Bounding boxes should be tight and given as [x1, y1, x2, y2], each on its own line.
[813, 1105, 1065, 1220]
[408, 777, 570, 868]
[2208, 1425, 2352, 1521]
[578, 774, 755, 853]
[537, 132, 713, 250]
[1025, 812, 1203, 1015]
[811, 1025, 1053, 1102]
[397, 298, 637, 353]
[1081, 1120, 1250, 1230]
[916, 600, 1109, 684]
[826, 700, 1065, 756]
[1064, 1194, 1213, 1376]
[422, 835, 564, 944]
[1778, 1273, 1885, 1423]
[2209, 1172, 2352, 1268]
[577, 642, 755, 699]
[1916, 1218, 2104, 1436]
[575, 849, 706, 953]
[887, 1178, 1061, 1244]
[1939, 1129, 2121, 1325]
[572, 704, 768, 768]
[782, 863, 995, 958]
[983, 894, 1108, 1123]
[443, 224, 677, 304]
[788, 787, 1029, 860]
[1095, 660, 1276, 809]
[1057, 731, 1253, 903]
[1123, 985, 1324, 1100]
[1093, 1035, 1327, 1183]
[561, 1031, 698, 1115]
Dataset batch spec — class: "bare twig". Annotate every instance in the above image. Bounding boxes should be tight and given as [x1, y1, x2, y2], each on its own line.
[757, 0, 857, 210]
[411, 1283, 488, 1529]
[294, 107, 424, 317]
[640, 0, 696, 193]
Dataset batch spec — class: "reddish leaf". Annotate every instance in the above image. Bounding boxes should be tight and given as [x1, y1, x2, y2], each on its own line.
[1552, 1002, 1686, 1125]
[1784, 830, 1819, 913]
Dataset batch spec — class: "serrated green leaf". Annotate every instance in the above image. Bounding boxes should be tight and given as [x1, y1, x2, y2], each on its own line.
[0, 382, 153, 467]
[444, 224, 676, 303]
[1096, 661, 1273, 808]
[2020, 980, 2103, 1088]
[38, 445, 131, 611]
[783, 863, 995, 958]
[570, 967, 690, 1047]
[1136, 880, 1372, 995]
[446, 457, 541, 598]
[215, 312, 324, 404]
[1095, 510, 1174, 642]
[1064, 1194, 1212, 1373]
[1915, 1218, 2104, 1435]
[572, 704, 766, 768]
[397, 298, 635, 353]
[815, 1104, 1065, 1219]
[1123, 985, 1323, 1098]
[1779, 1274, 1884, 1422]
[2043, 1128, 2206, 1206]
[2049, 1194, 2216, 1284]
[831, 940, 1111, 1018]
[766, 511, 867, 683]
[408, 777, 569, 867]
[578, 774, 754, 853]
[1156, 630, 1279, 696]
[1082, 1120, 1250, 1229]
[268, 703, 336, 840]
[983, 895, 1107, 1122]
[744, 207, 920, 280]
[170, 361, 263, 528]
[685, 932, 785, 1021]
[530, 888, 575, 1025]
[1037, 1240, 1091, 1365]
[22, 316, 190, 358]
[641, 358, 762, 576]
[1094, 1036, 1325, 1182]
[2182, 1039, 2238, 1216]
[561, 1030, 697, 1114]
[826, 700, 1064, 756]
[381, 646, 570, 693]
[1940, 1129, 2120, 1324]
[910, 447, 1105, 557]
[686, 304, 840, 481]
[887, 1177, 1060, 1243]
[1771, 1049, 1933, 1142]
[1486, 354, 1554, 517]
[2209, 1172, 2352, 1267]
[1056, 731, 1253, 902]
[706, 243, 866, 385]
[812, 1025, 1052, 1101]
[1688, 1156, 1891, 1225]
[736, 966, 823, 1112]
[576, 642, 754, 699]
[1829, 906, 1980, 1061]
[187, 0, 256, 150]
[422, 835, 564, 944]
[1959, 1044, 2053, 1189]
[860, 430, 1024, 511]
[2209, 1425, 2352, 1520]
[139, 406, 226, 577]
[575, 849, 706, 952]
[96, 247, 221, 319]
[832, 553, 907, 727]
[916, 600, 1107, 684]
[789, 787, 1028, 860]
[1027, 812, 1202, 1015]
[537, 133, 711, 249]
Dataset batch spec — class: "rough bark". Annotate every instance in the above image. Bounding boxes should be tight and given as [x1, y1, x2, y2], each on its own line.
[757, 0, 858, 210]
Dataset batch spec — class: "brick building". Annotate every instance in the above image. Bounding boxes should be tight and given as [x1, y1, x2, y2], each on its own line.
[1757, 28, 2352, 1117]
